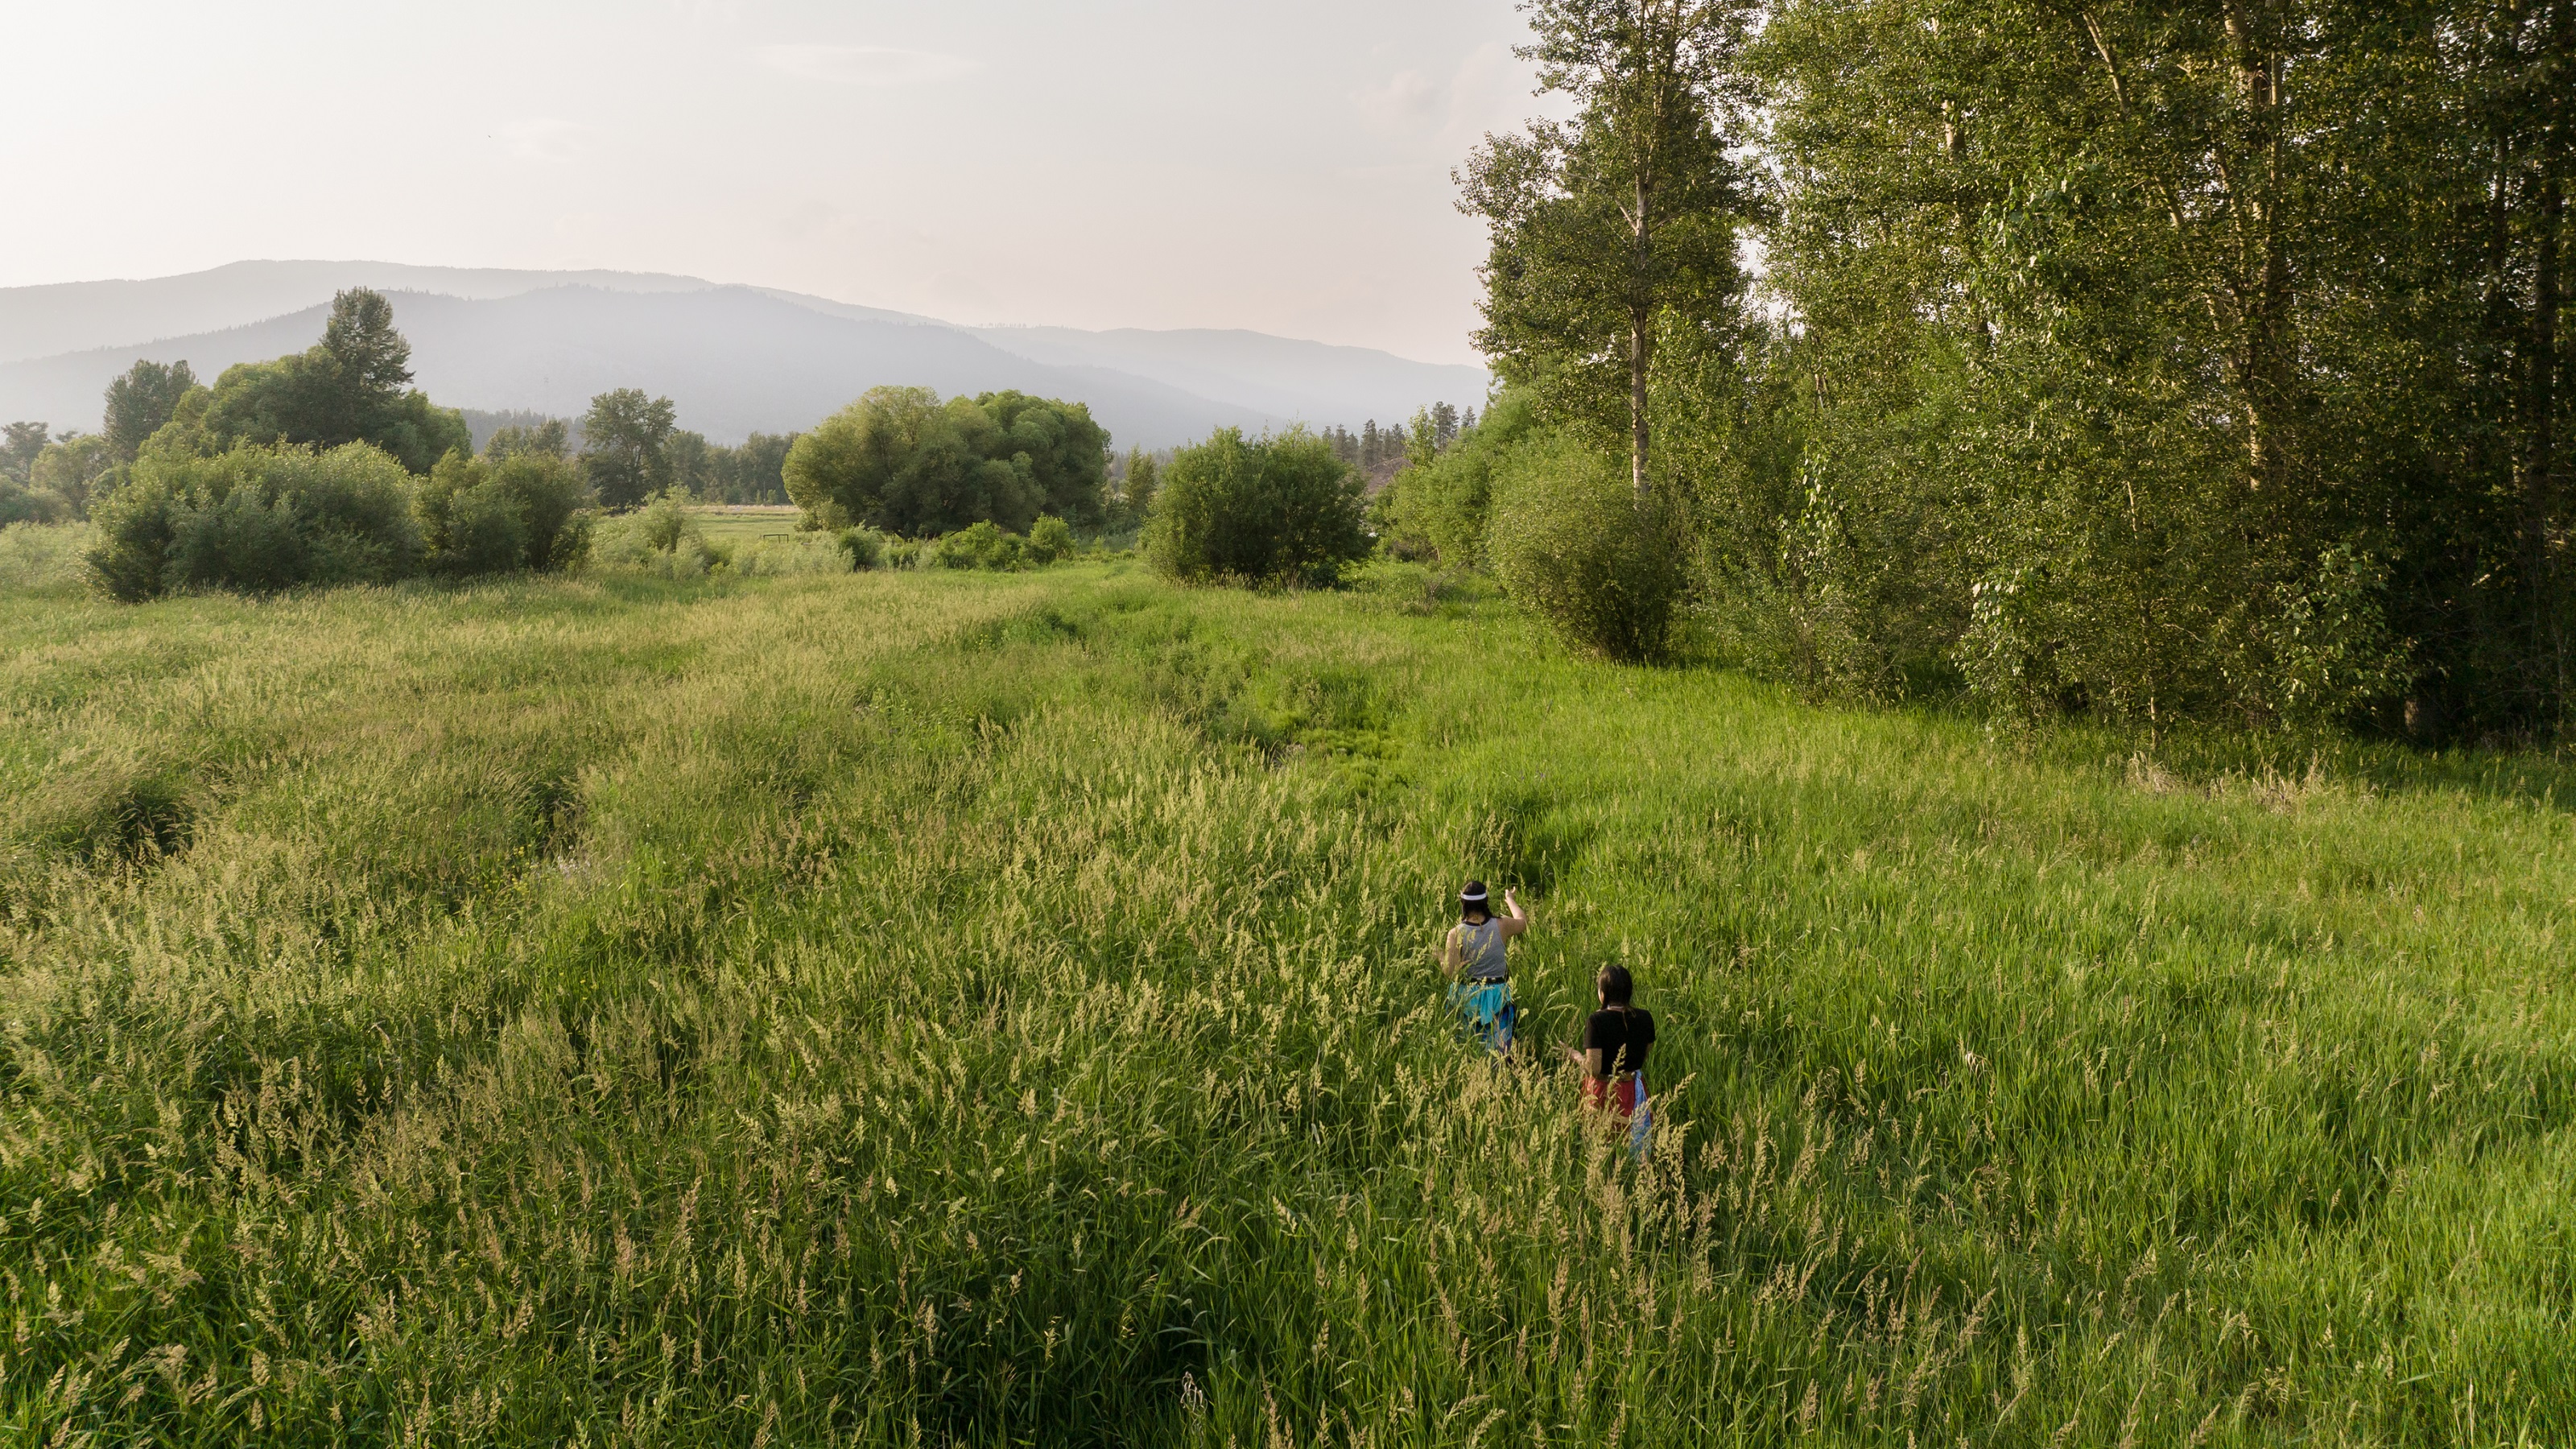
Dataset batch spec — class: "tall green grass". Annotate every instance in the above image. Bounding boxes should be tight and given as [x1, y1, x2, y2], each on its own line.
[3, 557, 2572, 1445]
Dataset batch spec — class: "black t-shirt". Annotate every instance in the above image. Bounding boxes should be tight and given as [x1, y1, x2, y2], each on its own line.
[1583, 1006, 1655, 1076]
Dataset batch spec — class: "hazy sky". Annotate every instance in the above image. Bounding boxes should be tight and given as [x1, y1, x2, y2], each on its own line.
[1, 2, 1570, 365]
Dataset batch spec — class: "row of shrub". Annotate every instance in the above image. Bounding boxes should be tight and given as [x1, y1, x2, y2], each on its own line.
[73, 394, 1628, 646]
[86, 442, 591, 601]
[1117, 409, 1675, 666]
[76, 440, 1116, 601]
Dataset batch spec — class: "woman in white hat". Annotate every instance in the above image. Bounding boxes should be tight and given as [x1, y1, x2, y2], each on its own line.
[1443, 879, 1528, 1053]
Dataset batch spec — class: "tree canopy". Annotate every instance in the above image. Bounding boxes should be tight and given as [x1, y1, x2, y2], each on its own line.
[1459, 0, 2574, 741]
[782, 387, 1108, 538]
[580, 389, 678, 510]
[1459, 0, 1755, 496]
[194, 291, 469, 474]
[1, 423, 47, 485]
[102, 361, 199, 461]
[484, 417, 571, 461]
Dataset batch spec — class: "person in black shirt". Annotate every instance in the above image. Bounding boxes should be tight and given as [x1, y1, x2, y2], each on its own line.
[1567, 964, 1655, 1156]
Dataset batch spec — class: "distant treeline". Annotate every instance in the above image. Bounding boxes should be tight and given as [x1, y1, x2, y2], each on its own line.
[1318, 406, 1474, 478]
[2, 287, 1172, 597]
[10, 279, 1536, 620]
[2, 353, 799, 535]
[463, 409, 797, 507]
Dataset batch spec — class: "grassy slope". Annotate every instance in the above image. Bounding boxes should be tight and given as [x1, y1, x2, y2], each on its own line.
[2, 559, 2573, 1446]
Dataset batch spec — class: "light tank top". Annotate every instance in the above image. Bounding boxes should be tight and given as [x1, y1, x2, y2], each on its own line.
[1456, 917, 1509, 982]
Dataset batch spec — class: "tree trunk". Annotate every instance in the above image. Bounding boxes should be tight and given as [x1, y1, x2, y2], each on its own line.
[1631, 300, 1652, 500]
[2226, 0, 2290, 493]
[1632, 173, 1653, 501]
[2530, 165, 2564, 712]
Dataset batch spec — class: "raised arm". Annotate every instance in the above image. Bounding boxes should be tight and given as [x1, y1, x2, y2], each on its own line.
[1499, 887, 1531, 939]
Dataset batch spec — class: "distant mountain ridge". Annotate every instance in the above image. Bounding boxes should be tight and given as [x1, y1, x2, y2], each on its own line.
[0, 262, 1488, 450]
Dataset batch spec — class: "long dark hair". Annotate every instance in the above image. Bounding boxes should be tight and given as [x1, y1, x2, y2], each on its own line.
[1596, 964, 1635, 1008]
[1459, 879, 1492, 922]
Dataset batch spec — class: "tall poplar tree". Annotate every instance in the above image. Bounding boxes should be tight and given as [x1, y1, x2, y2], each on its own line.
[1459, 0, 1754, 497]
[102, 360, 199, 460]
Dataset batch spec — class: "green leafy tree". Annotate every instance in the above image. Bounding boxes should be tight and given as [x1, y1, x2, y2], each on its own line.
[1735, 0, 2569, 732]
[580, 390, 679, 510]
[1380, 394, 1542, 569]
[783, 387, 1107, 538]
[1113, 446, 1162, 531]
[706, 432, 797, 506]
[31, 436, 118, 520]
[664, 429, 714, 497]
[103, 360, 201, 460]
[1459, 0, 1756, 497]
[2, 422, 47, 484]
[0, 479, 68, 526]
[197, 291, 468, 473]
[976, 390, 1112, 527]
[484, 418, 571, 460]
[1145, 428, 1371, 587]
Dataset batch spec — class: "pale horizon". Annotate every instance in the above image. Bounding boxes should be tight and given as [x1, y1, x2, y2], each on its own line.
[0, 2, 1571, 368]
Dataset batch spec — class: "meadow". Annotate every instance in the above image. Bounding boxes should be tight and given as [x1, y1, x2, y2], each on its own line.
[688, 506, 808, 550]
[4, 531, 2575, 1445]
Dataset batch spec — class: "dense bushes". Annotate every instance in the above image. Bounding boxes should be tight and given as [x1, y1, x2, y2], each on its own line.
[1368, 398, 1687, 661]
[87, 443, 425, 601]
[418, 449, 592, 575]
[86, 440, 603, 600]
[1487, 433, 1688, 662]
[1375, 393, 1538, 569]
[784, 386, 1108, 538]
[0, 430, 114, 526]
[1145, 428, 1369, 587]
[590, 491, 729, 577]
[838, 527, 886, 571]
[0, 477, 72, 527]
[1028, 514, 1075, 563]
[76, 290, 547, 601]
[923, 515, 1076, 572]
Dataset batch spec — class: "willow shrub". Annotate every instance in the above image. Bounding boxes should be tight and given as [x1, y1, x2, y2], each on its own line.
[1488, 431, 1688, 662]
[1145, 427, 1369, 588]
[590, 491, 729, 578]
[837, 526, 888, 571]
[1377, 391, 1541, 571]
[416, 448, 592, 576]
[86, 440, 423, 601]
